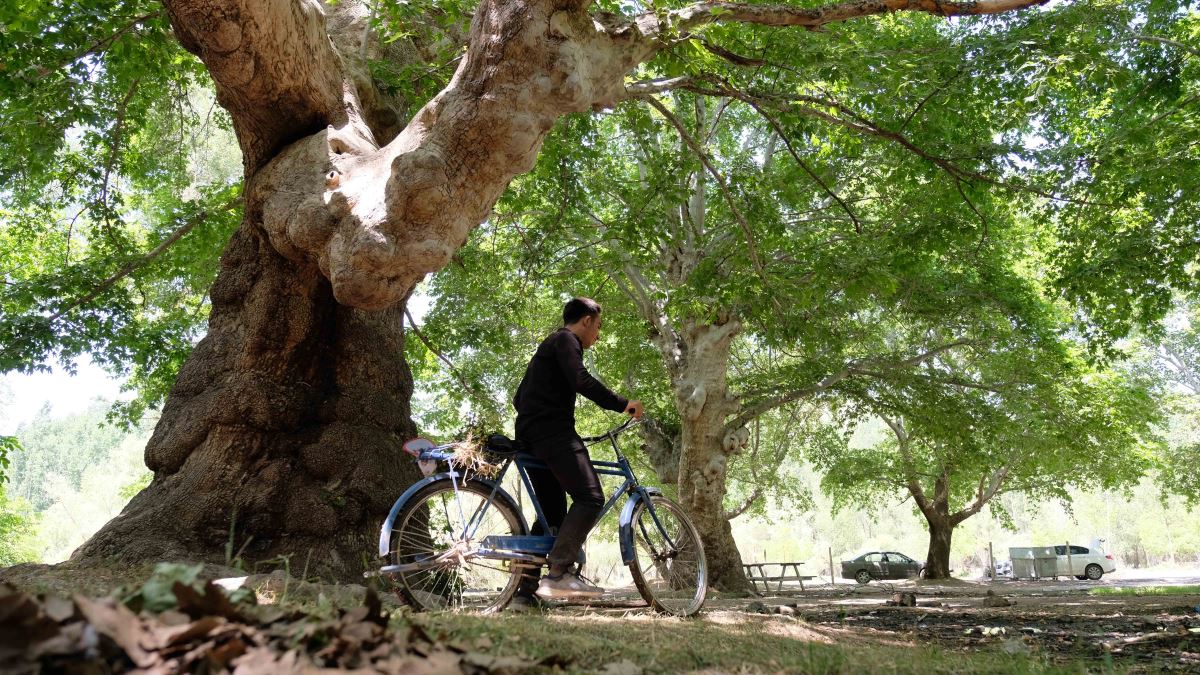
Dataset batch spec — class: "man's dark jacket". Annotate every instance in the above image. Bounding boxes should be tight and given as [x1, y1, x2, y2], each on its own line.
[513, 328, 628, 442]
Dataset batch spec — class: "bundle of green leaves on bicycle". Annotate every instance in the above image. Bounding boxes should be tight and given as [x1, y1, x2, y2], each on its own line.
[370, 298, 707, 616]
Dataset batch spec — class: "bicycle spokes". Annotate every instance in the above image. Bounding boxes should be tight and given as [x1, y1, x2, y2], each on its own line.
[628, 496, 707, 616]
[391, 483, 523, 612]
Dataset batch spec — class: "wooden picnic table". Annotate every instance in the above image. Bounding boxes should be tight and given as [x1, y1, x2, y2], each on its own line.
[743, 562, 816, 593]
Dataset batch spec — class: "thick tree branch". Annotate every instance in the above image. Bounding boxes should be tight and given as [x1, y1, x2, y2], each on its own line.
[883, 415, 931, 512]
[1135, 34, 1200, 59]
[168, 0, 1049, 315]
[699, 39, 766, 67]
[730, 340, 972, 427]
[950, 465, 1010, 525]
[622, 264, 686, 374]
[849, 369, 1009, 392]
[725, 486, 762, 520]
[670, 0, 1049, 32]
[163, 0, 356, 171]
[729, 368, 852, 429]
[250, 0, 659, 310]
[627, 76, 695, 96]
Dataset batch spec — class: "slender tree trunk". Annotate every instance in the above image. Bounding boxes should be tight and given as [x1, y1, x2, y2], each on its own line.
[72, 221, 422, 580]
[923, 513, 955, 579]
[673, 319, 753, 592]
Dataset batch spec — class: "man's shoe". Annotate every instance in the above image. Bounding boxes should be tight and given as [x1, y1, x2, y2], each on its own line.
[535, 572, 604, 599]
[506, 594, 548, 613]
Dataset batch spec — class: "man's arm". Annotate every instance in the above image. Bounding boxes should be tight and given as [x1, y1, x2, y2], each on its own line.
[553, 332, 628, 413]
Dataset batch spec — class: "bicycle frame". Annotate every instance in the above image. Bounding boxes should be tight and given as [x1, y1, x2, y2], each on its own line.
[373, 419, 679, 575]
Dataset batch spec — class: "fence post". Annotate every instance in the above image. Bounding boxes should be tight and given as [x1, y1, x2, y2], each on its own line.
[988, 542, 995, 581]
[828, 547, 835, 587]
[1066, 540, 1073, 579]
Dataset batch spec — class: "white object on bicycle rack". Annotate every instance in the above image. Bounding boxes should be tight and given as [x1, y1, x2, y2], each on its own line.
[418, 459, 437, 477]
[403, 438, 440, 477]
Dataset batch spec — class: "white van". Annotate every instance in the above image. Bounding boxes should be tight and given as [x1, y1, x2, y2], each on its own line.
[1053, 544, 1117, 580]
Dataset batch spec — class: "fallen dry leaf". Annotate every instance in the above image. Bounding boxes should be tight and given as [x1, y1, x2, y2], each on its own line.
[73, 594, 157, 668]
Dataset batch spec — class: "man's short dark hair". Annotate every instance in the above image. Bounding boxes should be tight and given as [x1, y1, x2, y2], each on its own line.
[563, 297, 602, 325]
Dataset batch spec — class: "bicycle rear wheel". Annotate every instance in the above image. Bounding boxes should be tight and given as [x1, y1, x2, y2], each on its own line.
[627, 494, 707, 616]
[388, 479, 525, 612]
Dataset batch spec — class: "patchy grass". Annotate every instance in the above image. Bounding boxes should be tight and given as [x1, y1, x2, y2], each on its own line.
[1090, 585, 1200, 597]
[407, 608, 1105, 674]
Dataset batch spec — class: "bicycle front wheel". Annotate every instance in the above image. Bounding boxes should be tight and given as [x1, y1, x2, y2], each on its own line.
[628, 494, 707, 616]
[388, 479, 525, 612]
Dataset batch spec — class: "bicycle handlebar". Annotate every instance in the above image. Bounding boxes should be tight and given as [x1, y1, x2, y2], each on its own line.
[411, 416, 645, 461]
[579, 416, 643, 443]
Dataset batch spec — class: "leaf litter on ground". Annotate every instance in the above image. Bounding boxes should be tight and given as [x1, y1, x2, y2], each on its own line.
[0, 562, 565, 674]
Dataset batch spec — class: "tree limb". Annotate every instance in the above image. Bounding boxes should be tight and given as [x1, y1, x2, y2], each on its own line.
[741, 96, 862, 233]
[848, 369, 1010, 392]
[49, 196, 241, 323]
[729, 368, 853, 428]
[883, 415, 932, 512]
[951, 465, 1010, 525]
[402, 307, 489, 406]
[626, 76, 1115, 209]
[163, 0, 354, 171]
[626, 76, 695, 96]
[670, 0, 1050, 33]
[642, 95, 775, 304]
[699, 39, 766, 67]
[99, 78, 143, 231]
[1135, 34, 1200, 59]
[730, 339, 973, 427]
[59, 12, 163, 71]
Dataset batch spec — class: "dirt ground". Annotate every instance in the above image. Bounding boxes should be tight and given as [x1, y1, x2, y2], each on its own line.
[4, 563, 1199, 672]
[684, 578, 1200, 672]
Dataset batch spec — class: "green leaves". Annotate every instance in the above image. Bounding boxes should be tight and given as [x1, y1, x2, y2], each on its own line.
[0, 1, 241, 424]
[0, 435, 20, 484]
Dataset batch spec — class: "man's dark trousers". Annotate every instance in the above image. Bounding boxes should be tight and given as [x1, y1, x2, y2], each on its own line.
[516, 433, 604, 594]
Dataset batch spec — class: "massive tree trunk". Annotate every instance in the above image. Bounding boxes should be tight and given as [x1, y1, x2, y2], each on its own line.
[71, 0, 1046, 579]
[73, 222, 421, 579]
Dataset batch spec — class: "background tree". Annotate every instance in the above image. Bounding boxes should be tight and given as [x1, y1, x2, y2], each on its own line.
[813, 335, 1159, 578]
[1137, 293, 1200, 503]
[0, 435, 38, 565]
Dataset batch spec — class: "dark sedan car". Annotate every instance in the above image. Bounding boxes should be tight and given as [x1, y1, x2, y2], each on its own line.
[841, 551, 923, 584]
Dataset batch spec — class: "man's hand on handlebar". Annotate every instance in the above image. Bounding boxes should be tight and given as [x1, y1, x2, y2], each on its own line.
[625, 400, 644, 419]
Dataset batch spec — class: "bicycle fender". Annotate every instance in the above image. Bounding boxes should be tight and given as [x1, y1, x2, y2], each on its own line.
[377, 472, 461, 558]
[618, 487, 663, 565]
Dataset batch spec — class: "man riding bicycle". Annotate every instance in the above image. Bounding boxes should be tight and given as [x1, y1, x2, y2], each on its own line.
[510, 297, 643, 608]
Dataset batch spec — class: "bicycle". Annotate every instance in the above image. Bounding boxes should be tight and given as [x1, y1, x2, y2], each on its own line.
[368, 417, 707, 616]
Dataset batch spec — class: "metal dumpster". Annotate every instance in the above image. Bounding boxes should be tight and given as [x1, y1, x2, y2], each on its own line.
[1009, 546, 1059, 579]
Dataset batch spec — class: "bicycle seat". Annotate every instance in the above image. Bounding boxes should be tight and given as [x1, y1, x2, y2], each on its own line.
[484, 434, 527, 457]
